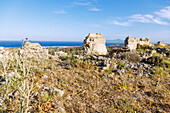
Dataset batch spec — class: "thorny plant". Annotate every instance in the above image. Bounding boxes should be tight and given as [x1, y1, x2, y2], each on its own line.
[0, 47, 37, 112]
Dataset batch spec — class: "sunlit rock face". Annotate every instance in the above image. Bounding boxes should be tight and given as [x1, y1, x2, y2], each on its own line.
[20, 42, 48, 59]
[124, 36, 152, 50]
[157, 41, 167, 47]
[23, 42, 42, 49]
[83, 33, 107, 55]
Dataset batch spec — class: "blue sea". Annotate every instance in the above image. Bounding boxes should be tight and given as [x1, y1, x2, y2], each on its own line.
[0, 41, 123, 47]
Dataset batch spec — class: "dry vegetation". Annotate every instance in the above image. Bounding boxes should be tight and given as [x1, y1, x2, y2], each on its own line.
[0, 45, 170, 113]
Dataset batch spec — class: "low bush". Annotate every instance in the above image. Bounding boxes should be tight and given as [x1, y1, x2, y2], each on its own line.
[153, 53, 161, 57]
[60, 56, 72, 61]
[121, 52, 141, 63]
[146, 56, 163, 66]
[163, 59, 170, 68]
[154, 67, 166, 75]
[165, 50, 170, 57]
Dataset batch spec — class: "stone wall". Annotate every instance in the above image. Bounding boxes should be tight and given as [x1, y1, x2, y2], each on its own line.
[83, 33, 107, 55]
[124, 36, 152, 50]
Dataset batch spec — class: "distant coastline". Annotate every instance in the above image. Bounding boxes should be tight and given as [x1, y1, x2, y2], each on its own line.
[0, 41, 123, 47]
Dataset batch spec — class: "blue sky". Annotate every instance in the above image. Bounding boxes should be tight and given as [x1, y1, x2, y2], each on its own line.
[0, 0, 170, 43]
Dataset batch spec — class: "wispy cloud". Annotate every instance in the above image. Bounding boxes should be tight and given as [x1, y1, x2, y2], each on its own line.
[155, 6, 170, 20]
[52, 9, 66, 14]
[129, 14, 168, 25]
[73, 1, 91, 6]
[108, 6, 170, 26]
[72, 0, 101, 11]
[89, 7, 100, 11]
[129, 14, 153, 23]
[109, 20, 131, 26]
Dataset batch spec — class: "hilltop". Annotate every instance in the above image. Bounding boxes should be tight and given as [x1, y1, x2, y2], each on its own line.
[0, 35, 169, 112]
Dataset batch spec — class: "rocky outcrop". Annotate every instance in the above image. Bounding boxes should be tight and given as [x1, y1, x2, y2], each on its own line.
[83, 33, 107, 55]
[20, 42, 48, 59]
[124, 36, 152, 50]
[23, 42, 42, 49]
[157, 41, 167, 47]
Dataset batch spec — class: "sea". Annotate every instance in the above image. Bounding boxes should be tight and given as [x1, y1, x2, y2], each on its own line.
[0, 41, 123, 47]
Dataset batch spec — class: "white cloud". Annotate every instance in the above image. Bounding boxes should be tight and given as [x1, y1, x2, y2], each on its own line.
[152, 18, 169, 25]
[109, 20, 131, 26]
[73, 2, 91, 6]
[129, 14, 153, 23]
[109, 8, 170, 26]
[89, 7, 100, 11]
[129, 14, 168, 25]
[155, 6, 170, 20]
[52, 9, 66, 14]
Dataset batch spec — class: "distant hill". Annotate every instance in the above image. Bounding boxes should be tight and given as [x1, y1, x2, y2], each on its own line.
[106, 39, 124, 43]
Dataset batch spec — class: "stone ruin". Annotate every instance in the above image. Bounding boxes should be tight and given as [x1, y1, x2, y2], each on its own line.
[157, 41, 167, 47]
[124, 36, 152, 50]
[83, 33, 108, 55]
[20, 42, 48, 59]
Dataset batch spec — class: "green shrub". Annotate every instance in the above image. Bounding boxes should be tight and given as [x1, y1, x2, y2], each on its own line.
[117, 62, 130, 72]
[105, 68, 113, 73]
[165, 51, 170, 57]
[163, 59, 170, 68]
[146, 56, 163, 66]
[153, 53, 161, 57]
[60, 56, 71, 61]
[154, 67, 166, 75]
[136, 49, 145, 53]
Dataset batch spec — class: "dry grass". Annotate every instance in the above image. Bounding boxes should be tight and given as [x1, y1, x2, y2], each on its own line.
[0, 46, 170, 113]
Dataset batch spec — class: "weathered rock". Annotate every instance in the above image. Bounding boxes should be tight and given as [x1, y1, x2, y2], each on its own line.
[23, 42, 42, 49]
[124, 36, 152, 50]
[157, 41, 167, 47]
[20, 42, 48, 59]
[83, 33, 107, 55]
[55, 51, 67, 56]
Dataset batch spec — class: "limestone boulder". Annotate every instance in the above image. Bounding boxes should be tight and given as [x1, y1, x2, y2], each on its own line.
[83, 33, 107, 55]
[20, 42, 48, 59]
[23, 42, 42, 49]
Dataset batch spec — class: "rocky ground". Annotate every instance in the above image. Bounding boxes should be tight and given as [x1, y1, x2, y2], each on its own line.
[0, 44, 170, 112]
